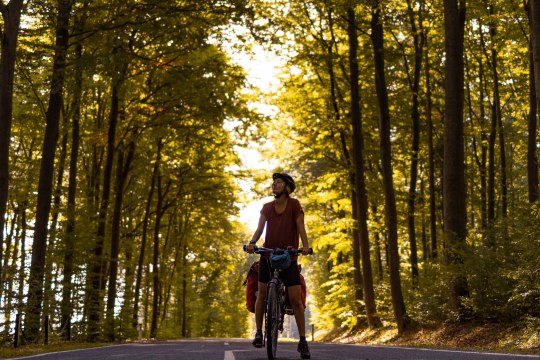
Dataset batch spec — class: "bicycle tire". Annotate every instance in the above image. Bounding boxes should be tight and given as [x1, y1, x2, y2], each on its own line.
[266, 281, 279, 360]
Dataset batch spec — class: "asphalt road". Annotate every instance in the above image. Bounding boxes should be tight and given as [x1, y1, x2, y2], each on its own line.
[8, 339, 540, 360]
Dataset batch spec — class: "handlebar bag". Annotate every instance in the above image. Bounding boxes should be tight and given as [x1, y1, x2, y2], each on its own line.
[270, 251, 291, 270]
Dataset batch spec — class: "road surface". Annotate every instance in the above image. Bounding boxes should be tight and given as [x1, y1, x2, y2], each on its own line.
[8, 339, 540, 360]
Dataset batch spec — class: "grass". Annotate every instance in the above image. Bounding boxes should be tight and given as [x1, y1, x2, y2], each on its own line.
[0, 341, 111, 359]
[317, 321, 540, 356]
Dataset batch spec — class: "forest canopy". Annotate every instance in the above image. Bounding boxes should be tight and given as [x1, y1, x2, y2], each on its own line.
[0, 0, 539, 345]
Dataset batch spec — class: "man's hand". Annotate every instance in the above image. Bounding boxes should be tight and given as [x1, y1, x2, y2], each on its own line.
[246, 243, 256, 254]
[301, 247, 310, 256]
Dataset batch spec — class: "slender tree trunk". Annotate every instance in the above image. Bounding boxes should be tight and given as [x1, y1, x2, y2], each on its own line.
[2, 209, 17, 333]
[26, 0, 73, 341]
[1, 209, 16, 290]
[443, 0, 470, 315]
[106, 141, 135, 341]
[530, 0, 540, 206]
[150, 175, 171, 338]
[17, 201, 27, 310]
[181, 245, 188, 337]
[488, 3, 508, 223]
[60, 35, 84, 339]
[485, 23, 497, 244]
[526, 0, 539, 203]
[470, 50, 488, 230]
[133, 138, 162, 328]
[0, 0, 24, 305]
[87, 76, 123, 341]
[347, 5, 380, 329]
[405, 0, 424, 283]
[425, 32, 438, 259]
[370, 0, 408, 333]
[43, 121, 68, 320]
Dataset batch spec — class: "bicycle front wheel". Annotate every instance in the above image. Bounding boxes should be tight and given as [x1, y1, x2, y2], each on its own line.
[265, 281, 279, 360]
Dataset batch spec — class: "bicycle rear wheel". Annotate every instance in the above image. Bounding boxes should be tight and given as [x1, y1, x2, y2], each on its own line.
[265, 281, 279, 360]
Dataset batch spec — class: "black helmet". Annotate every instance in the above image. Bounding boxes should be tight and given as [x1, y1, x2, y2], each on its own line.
[272, 172, 296, 193]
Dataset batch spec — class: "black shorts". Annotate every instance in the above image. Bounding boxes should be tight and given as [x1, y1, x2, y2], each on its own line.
[258, 256, 300, 287]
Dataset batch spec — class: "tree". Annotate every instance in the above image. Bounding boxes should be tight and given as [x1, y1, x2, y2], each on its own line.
[525, 0, 539, 203]
[370, 0, 408, 333]
[443, 0, 470, 316]
[105, 140, 135, 341]
[0, 0, 24, 304]
[404, 0, 425, 282]
[25, 0, 74, 342]
[346, 3, 380, 329]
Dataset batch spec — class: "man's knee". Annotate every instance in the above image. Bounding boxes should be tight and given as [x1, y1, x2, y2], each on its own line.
[256, 282, 267, 303]
[288, 285, 303, 307]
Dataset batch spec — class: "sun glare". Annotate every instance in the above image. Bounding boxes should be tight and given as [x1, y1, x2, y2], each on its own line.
[221, 26, 284, 229]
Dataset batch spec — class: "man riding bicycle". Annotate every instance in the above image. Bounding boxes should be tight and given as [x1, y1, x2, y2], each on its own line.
[246, 172, 311, 359]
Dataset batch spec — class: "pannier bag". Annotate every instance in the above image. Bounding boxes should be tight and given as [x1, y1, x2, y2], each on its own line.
[244, 261, 260, 313]
[244, 261, 306, 313]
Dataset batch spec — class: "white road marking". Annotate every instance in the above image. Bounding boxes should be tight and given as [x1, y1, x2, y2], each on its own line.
[224, 342, 229, 345]
[224, 350, 235, 360]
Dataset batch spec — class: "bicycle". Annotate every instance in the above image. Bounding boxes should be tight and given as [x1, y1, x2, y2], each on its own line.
[244, 245, 313, 360]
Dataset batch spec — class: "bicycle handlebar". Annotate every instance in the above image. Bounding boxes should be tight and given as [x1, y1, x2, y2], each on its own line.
[243, 245, 314, 255]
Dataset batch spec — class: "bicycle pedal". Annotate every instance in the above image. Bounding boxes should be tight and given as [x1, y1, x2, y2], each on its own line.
[285, 306, 294, 315]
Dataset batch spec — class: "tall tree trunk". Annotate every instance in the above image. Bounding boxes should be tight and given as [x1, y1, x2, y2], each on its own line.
[150, 175, 171, 338]
[181, 244, 188, 337]
[17, 201, 27, 310]
[2, 208, 17, 334]
[370, 0, 408, 333]
[43, 120, 68, 320]
[405, 0, 424, 283]
[488, 3, 508, 223]
[60, 34, 84, 339]
[0, 0, 24, 305]
[26, 0, 73, 342]
[325, 5, 365, 306]
[425, 32, 438, 259]
[86, 79, 120, 341]
[347, 5, 380, 329]
[526, 0, 539, 203]
[133, 138, 162, 328]
[484, 15, 496, 245]
[465, 50, 487, 233]
[530, 0, 540, 206]
[443, 0, 470, 315]
[105, 141, 135, 341]
[1, 209, 16, 291]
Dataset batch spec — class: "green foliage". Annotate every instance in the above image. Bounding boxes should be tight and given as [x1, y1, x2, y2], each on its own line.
[3, 0, 540, 344]
[466, 204, 540, 321]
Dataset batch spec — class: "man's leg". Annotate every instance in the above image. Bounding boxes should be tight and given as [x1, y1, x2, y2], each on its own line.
[288, 285, 310, 358]
[252, 282, 267, 347]
[287, 285, 305, 336]
[255, 282, 267, 331]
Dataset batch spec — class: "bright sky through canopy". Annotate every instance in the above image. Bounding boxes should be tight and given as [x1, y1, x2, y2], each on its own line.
[223, 30, 283, 230]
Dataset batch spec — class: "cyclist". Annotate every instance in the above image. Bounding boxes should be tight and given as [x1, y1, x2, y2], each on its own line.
[246, 172, 311, 359]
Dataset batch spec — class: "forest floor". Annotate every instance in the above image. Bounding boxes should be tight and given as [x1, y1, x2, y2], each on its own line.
[320, 321, 540, 356]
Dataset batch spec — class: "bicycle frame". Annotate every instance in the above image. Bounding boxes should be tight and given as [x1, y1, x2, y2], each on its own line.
[264, 266, 287, 360]
[244, 245, 313, 360]
[244, 245, 312, 360]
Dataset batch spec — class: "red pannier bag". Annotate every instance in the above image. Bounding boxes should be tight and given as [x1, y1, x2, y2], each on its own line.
[244, 261, 306, 313]
[244, 261, 260, 313]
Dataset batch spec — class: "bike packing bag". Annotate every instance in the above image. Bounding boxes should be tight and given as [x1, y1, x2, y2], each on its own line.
[270, 251, 291, 270]
[244, 261, 259, 313]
